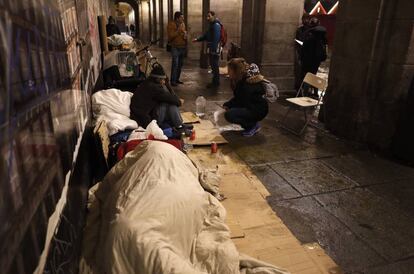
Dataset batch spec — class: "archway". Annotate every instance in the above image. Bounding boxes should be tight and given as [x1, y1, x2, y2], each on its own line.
[114, 0, 140, 38]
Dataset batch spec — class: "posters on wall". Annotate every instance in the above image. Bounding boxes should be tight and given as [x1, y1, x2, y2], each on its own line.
[0, 0, 94, 273]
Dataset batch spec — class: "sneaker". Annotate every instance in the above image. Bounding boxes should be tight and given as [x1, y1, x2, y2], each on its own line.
[242, 123, 261, 137]
[177, 80, 184, 84]
[182, 123, 194, 130]
[175, 126, 192, 137]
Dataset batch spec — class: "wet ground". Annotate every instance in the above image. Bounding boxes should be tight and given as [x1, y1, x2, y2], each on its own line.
[154, 48, 414, 274]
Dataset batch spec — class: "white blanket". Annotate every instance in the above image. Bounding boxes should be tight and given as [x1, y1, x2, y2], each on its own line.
[108, 34, 134, 46]
[92, 89, 138, 135]
[81, 141, 289, 274]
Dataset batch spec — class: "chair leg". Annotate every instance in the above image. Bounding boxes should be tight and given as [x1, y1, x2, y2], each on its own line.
[281, 106, 293, 125]
[279, 107, 301, 135]
[280, 107, 311, 136]
[298, 108, 310, 135]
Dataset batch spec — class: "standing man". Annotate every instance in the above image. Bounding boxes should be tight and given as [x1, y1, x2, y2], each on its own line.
[300, 17, 327, 98]
[192, 11, 221, 89]
[294, 14, 310, 90]
[167, 11, 188, 87]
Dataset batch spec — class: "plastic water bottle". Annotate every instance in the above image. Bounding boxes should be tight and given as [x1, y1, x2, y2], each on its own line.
[195, 96, 206, 117]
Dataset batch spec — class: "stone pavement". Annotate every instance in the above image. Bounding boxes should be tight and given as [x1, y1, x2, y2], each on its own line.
[154, 48, 414, 274]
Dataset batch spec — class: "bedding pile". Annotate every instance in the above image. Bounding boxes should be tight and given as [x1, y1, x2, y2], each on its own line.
[80, 141, 289, 274]
[107, 34, 134, 46]
[92, 89, 138, 135]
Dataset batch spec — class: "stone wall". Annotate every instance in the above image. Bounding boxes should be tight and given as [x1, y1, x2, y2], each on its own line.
[260, 0, 303, 91]
[324, 0, 414, 150]
[211, 0, 242, 46]
[187, 0, 203, 60]
[140, 1, 150, 42]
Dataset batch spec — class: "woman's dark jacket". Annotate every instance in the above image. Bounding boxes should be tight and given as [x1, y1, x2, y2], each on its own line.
[223, 75, 268, 120]
[130, 79, 181, 127]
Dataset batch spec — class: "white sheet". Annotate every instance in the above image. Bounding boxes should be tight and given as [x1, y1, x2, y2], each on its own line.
[81, 141, 289, 274]
[108, 34, 134, 46]
[92, 89, 138, 135]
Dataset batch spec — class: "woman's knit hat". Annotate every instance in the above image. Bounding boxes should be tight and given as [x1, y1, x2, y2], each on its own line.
[150, 65, 167, 79]
[246, 63, 264, 83]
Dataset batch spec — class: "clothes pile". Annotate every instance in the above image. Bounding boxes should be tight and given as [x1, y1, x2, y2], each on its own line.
[107, 34, 134, 47]
[92, 89, 138, 136]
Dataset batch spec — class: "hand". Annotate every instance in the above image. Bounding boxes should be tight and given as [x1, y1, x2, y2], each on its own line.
[180, 99, 185, 105]
[192, 38, 198, 43]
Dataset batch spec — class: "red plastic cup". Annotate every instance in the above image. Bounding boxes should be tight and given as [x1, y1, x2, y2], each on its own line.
[211, 142, 217, 153]
[190, 130, 196, 140]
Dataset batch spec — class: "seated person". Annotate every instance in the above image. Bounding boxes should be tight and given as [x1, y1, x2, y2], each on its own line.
[223, 58, 268, 137]
[106, 16, 121, 36]
[130, 65, 191, 135]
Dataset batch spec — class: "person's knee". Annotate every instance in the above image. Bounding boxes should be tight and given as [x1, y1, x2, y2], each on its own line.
[224, 110, 234, 122]
[167, 104, 179, 111]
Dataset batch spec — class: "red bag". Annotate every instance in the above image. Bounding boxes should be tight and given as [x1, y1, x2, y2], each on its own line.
[219, 23, 227, 47]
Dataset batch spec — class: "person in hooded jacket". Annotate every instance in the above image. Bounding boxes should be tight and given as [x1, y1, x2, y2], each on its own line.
[295, 14, 311, 90]
[130, 65, 191, 135]
[192, 11, 222, 88]
[223, 58, 268, 137]
[300, 17, 327, 97]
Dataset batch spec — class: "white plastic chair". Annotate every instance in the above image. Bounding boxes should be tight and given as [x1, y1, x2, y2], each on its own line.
[280, 73, 327, 135]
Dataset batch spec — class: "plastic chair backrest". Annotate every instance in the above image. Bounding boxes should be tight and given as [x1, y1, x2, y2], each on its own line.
[303, 73, 327, 91]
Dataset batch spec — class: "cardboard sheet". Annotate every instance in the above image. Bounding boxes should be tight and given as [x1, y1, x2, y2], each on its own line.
[181, 112, 201, 124]
[187, 120, 228, 146]
[188, 146, 340, 273]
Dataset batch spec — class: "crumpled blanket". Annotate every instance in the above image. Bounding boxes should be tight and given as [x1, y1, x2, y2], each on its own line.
[92, 89, 138, 135]
[107, 34, 134, 46]
[80, 141, 289, 274]
[128, 120, 168, 141]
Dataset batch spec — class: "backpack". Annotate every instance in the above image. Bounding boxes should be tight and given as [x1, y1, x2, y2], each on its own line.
[218, 22, 227, 47]
[261, 79, 279, 103]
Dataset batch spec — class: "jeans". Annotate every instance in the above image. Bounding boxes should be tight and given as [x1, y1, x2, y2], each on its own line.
[224, 108, 259, 130]
[209, 53, 220, 85]
[170, 47, 186, 83]
[156, 103, 183, 128]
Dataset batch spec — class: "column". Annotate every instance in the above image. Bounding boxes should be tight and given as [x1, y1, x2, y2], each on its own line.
[159, 0, 164, 47]
[199, 0, 210, 68]
[152, 0, 157, 41]
[187, 0, 203, 61]
[324, 0, 414, 150]
[259, 0, 303, 92]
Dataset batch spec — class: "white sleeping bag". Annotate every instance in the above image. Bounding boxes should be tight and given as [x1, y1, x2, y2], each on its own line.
[81, 141, 289, 274]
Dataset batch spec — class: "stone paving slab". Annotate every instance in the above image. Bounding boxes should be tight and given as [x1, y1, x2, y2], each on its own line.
[267, 196, 387, 273]
[270, 160, 357, 195]
[363, 257, 414, 274]
[251, 165, 302, 200]
[365, 178, 414, 218]
[313, 188, 414, 262]
[322, 151, 414, 186]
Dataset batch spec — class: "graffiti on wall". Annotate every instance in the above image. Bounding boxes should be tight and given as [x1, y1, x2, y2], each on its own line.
[0, 0, 89, 273]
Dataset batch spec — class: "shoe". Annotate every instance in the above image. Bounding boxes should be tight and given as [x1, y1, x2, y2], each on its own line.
[206, 83, 219, 89]
[175, 126, 192, 137]
[177, 80, 184, 84]
[242, 123, 261, 137]
[171, 82, 178, 87]
[182, 123, 194, 130]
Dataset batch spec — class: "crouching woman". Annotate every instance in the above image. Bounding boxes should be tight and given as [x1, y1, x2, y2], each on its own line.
[223, 58, 268, 137]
